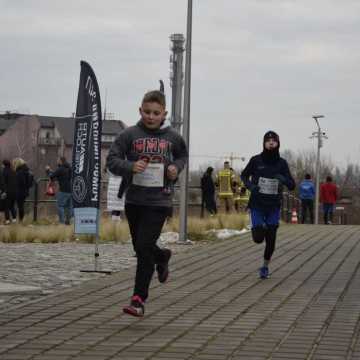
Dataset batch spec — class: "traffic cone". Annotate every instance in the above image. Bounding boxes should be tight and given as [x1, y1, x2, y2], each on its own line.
[291, 208, 298, 224]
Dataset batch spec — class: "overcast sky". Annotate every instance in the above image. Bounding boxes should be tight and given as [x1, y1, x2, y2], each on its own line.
[1, 0, 360, 170]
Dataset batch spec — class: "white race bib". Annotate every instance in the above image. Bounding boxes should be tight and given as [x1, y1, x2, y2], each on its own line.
[258, 177, 279, 195]
[133, 163, 164, 187]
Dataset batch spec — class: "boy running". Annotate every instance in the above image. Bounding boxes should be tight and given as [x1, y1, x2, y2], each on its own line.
[241, 131, 295, 279]
[106, 90, 188, 316]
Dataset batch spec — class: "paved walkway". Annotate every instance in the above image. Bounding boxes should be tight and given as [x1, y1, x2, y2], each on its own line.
[1, 225, 360, 360]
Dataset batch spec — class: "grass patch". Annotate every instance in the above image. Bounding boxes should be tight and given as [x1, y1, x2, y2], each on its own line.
[0, 213, 249, 243]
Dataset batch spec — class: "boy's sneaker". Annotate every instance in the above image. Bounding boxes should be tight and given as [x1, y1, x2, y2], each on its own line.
[156, 249, 172, 283]
[123, 295, 145, 317]
[259, 266, 269, 279]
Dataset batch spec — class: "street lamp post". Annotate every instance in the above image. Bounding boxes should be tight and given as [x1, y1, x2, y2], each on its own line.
[178, 0, 193, 243]
[311, 115, 327, 225]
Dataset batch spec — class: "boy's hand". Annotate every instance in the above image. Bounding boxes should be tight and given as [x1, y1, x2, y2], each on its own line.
[167, 165, 178, 180]
[132, 160, 148, 173]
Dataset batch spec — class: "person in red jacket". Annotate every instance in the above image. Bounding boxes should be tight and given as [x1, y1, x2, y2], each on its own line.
[320, 176, 338, 224]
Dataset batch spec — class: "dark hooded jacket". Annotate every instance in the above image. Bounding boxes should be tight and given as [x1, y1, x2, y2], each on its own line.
[201, 168, 215, 196]
[16, 164, 32, 200]
[241, 131, 295, 210]
[48, 162, 72, 193]
[3, 163, 17, 199]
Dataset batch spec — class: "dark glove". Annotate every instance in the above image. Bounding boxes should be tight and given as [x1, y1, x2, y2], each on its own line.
[249, 184, 260, 193]
[274, 174, 286, 184]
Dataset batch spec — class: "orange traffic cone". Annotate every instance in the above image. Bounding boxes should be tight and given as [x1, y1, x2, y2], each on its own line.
[291, 208, 298, 224]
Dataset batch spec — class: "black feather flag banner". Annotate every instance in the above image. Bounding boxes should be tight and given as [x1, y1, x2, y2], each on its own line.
[72, 61, 102, 234]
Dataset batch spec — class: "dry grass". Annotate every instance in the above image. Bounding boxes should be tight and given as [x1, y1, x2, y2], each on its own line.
[0, 213, 249, 243]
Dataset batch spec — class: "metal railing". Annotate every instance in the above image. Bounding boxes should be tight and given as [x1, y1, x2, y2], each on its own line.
[26, 180, 348, 225]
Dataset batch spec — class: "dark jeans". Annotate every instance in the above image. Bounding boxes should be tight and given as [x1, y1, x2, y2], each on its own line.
[56, 192, 73, 224]
[125, 203, 171, 301]
[4, 197, 16, 221]
[323, 203, 334, 224]
[301, 199, 314, 224]
[16, 197, 26, 221]
[203, 193, 217, 215]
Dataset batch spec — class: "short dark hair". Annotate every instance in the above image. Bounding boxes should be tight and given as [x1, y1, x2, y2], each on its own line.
[142, 90, 166, 108]
[326, 176, 332, 182]
[2, 159, 11, 167]
[305, 173, 311, 180]
[59, 156, 67, 164]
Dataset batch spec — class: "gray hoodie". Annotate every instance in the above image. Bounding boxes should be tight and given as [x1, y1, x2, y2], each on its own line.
[106, 121, 188, 207]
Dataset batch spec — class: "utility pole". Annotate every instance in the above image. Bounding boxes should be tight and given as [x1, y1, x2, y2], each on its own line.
[178, 0, 192, 243]
[310, 115, 327, 225]
[169, 34, 185, 132]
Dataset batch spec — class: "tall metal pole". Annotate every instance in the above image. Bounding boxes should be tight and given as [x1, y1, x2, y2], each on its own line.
[179, 0, 192, 243]
[169, 34, 185, 132]
[312, 115, 325, 225]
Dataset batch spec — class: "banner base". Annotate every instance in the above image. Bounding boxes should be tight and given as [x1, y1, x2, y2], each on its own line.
[80, 269, 112, 274]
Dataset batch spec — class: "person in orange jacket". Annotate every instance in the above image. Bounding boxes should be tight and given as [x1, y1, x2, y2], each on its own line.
[320, 175, 338, 224]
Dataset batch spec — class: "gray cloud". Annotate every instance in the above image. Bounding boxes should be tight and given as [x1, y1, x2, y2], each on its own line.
[1, 0, 359, 169]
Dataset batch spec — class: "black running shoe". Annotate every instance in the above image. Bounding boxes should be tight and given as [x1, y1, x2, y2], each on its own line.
[156, 249, 172, 283]
[123, 295, 145, 317]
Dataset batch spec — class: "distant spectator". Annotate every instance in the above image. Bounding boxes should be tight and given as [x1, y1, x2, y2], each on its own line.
[320, 175, 338, 225]
[2, 159, 17, 224]
[13, 158, 33, 222]
[215, 161, 235, 213]
[0, 163, 6, 214]
[299, 173, 315, 224]
[46, 156, 73, 225]
[201, 167, 217, 216]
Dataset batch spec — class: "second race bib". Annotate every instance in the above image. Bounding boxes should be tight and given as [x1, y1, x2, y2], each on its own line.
[258, 177, 279, 195]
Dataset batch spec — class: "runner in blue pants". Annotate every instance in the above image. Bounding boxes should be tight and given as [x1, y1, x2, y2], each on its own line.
[241, 131, 295, 279]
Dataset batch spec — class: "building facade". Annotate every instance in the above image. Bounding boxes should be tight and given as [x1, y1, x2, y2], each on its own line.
[0, 114, 126, 179]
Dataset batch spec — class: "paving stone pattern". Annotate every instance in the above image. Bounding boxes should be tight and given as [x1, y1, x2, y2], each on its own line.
[0, 238, 201, 311]
[0, 225, 360, 360]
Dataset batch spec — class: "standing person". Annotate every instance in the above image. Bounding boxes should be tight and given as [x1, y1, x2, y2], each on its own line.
[320, 175, 338, 224]
[201, 167, 217, 216]
[299, 174, 315, 224]
[241, 131, 295, 279]
[12, 158, 33, 222]
[215, 161, 235, 213]
[234, 179, 250, 213]
[0, 163, 6, 216]
[45, 156, 72, 225]
[106, 90, 188, 317]
[2, 160, 17, 224]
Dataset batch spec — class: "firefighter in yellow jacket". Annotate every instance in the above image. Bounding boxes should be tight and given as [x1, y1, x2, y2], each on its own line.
[233, 177, 250, 212]
[215, 161, 236, 213]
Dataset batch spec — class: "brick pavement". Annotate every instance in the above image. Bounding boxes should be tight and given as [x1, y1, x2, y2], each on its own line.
[0, 225, 360, 360]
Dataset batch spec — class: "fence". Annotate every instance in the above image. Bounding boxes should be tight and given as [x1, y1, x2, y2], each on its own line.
[25, 179, 347, 225]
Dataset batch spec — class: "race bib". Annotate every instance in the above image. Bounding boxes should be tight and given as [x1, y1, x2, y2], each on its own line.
[133, 163, 164, 187]
[258, 177, 279, 195]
